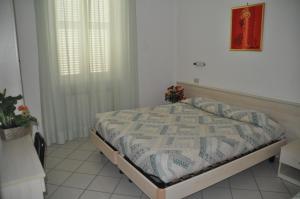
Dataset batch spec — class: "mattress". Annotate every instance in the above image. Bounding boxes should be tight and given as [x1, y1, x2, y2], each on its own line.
[95, 98, 284, 184]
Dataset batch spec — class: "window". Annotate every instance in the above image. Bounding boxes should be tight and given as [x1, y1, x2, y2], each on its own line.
[55, 0, 110, 76]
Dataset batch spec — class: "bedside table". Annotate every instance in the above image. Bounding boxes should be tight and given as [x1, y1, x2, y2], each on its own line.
[278, 139, 300, 186]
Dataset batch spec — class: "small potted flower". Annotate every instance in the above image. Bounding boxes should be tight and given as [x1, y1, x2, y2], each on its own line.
[165, 85, 186, 103]
[0, 89, 37, 140]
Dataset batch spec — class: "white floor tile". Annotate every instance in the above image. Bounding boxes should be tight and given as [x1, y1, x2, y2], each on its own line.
[45, 157, 64, 169]
[45, 147, 56, 156]
[110, 194, 139, 199]
[44, 184, 58, 198]
[48, 144, 62, 149]
[184, 191, 202, 199]
[47, 146, 57, 150]
[232, 189, 261, 199]
[261, 191, 290, 199]
[88, 175, 120, 193]
[76, 161, 105, 175]
[55, 159, 83, 172]
[99, 162, 123, 178]
[78, 143, 97, 151]
[63, 173, 95, 189]
[75, 137, 90, 143]
[68, 150, 93, 161]
[256, 177, 288, 193]
[49, 148, 74, 158]
[45, 168, 52, 174]
[230, 170, 258, 190]
[202, 187, 232, 199]
[252, 160, 278, 177]
[87, 151, 108, 163]
[79, 190, 110, 199]
[114, 178, 142, 197]
[47, 170, 72, 185]
[49, 186, 83, 199]
[61, 141, 82, 150]
[282, 180, 300, 196]
[212, 179, 230, 188]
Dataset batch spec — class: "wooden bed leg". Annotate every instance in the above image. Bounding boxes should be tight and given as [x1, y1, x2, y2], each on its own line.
[269, 156, 275, 163]
[157, 188, 165, 199]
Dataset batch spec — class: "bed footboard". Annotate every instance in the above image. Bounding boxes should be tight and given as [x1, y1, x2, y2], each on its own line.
[90, 129, 118, 165]
[117, 139, 286, 199]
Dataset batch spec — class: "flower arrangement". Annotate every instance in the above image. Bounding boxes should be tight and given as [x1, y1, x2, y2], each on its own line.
[165, 85, 186, 103]
[0, 89, 37, 129]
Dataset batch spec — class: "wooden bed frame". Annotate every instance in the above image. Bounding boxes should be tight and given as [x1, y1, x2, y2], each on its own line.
[91, 82, 300, 199]
[91, 132, 118, 165]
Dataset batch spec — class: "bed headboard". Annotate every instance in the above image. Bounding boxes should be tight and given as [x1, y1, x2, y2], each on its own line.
[178, 82, 300, 140]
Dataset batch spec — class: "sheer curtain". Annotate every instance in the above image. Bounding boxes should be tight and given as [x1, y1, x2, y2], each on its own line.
[35, 0, 138, 145]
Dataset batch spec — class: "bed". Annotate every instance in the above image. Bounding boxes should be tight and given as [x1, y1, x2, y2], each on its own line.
[90, 82, 300, 199]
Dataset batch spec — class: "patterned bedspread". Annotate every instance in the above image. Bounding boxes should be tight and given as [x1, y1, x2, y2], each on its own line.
[95, 98, 284, 183]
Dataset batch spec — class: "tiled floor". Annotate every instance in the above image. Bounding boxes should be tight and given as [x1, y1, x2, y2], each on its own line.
[44, 138, 300, 199]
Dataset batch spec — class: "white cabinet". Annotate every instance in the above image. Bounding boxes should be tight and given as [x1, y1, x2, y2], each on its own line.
[0, 135, 46, 199]
[278, 140, 300, 186]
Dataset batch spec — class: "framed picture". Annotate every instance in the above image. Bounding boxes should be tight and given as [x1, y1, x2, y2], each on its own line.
[230, 3, 265, 51]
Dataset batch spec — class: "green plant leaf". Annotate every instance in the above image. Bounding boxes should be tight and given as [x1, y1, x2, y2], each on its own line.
[0, 90, 30, 129]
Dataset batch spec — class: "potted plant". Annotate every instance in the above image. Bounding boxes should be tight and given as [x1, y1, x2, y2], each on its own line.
[165, 85, 186, 103]
[0, 89, 37, 140]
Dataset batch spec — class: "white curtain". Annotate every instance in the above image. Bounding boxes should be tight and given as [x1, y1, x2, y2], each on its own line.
[35, 0, 138, 145]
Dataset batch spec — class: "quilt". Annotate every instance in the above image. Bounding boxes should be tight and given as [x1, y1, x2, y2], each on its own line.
[95, 98, 284, 183]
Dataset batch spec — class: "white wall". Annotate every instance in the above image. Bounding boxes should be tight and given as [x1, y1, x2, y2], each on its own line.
[0, 0, 23, 97]
[136, 0, 177, 106]
[176, 0, 300, 103]
[14, 0, 44, 135]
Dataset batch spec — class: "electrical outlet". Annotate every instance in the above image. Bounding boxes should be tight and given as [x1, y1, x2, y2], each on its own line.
[193, 61, 206, 67]
[193, 78, 199, 84]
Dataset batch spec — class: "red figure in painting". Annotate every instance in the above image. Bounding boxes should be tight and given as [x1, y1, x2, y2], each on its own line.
[231, 3, 264, 51]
